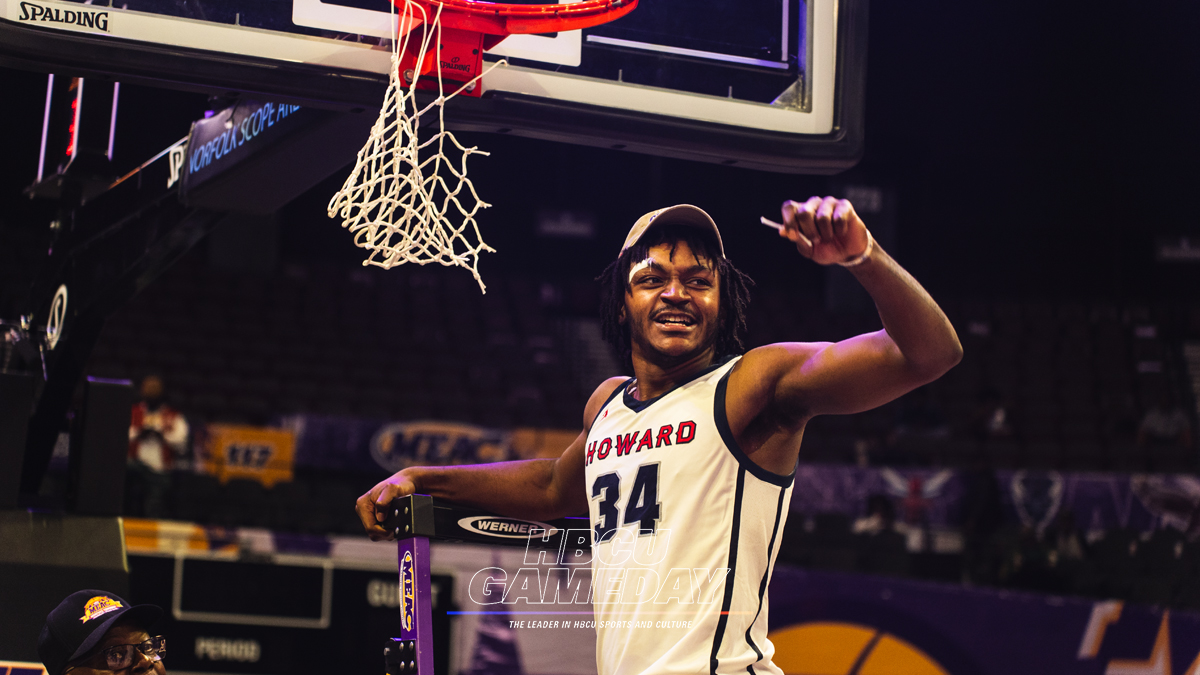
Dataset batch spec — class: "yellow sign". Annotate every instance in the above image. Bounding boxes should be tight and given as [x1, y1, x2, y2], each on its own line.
[123, 518, 237, 554]
[202, 425, 295, 487]
[0, 661, 49, 675]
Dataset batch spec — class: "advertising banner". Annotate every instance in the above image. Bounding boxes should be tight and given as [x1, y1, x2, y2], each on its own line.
[0, 662, 47, 675]
[201, 425, 296, 487]
[997, 470, 1200, 537]
[791, 464, 1200, 535]
[791, 465, 967, 527]
[283, 417, 579, 474]
[281, 413, 1200, 535]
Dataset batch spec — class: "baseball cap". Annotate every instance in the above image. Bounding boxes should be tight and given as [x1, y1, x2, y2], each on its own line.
[621, 205, 724, 258]
[38, 590, 163, 675]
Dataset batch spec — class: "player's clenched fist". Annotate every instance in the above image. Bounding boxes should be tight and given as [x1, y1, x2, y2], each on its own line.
[778, 196, 873, 267]
[355, 470, 418, 541]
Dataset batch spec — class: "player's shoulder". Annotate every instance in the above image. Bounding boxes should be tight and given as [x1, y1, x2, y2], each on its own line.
[726, 343, 831, 424]
[582, 376, 630, 430]
[737, 341, 831, 375]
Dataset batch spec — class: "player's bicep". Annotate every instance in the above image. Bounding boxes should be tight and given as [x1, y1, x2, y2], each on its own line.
[549, 431, 590, 516]
[544, 377, 625, 517]
[776, 330, 930, 416]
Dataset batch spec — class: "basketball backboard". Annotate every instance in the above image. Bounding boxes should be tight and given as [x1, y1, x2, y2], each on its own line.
[0, 0, 865, 172]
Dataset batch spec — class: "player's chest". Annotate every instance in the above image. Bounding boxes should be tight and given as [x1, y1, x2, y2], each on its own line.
[583, 397, 715, 473]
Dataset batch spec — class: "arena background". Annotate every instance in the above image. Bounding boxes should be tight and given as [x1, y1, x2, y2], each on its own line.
[2, 0, 1200, 674]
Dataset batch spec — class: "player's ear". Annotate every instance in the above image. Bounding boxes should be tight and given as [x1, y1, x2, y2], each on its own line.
[618, 305, 627, 325]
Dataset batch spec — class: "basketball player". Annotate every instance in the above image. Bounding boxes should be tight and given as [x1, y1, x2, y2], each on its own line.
[357, 196, 962, 675]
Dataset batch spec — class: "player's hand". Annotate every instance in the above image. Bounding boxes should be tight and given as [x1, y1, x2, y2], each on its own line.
[356, 470, 418, 541]
[779, 196, 872, 266]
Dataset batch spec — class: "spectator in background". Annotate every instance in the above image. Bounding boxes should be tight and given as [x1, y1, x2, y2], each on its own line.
[127, 375, 189, 517]
[129, 375, 190, 470]
[1138, 389, 1193, 451]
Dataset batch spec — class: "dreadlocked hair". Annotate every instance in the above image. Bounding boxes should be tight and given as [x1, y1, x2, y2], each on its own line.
[597, 223, 754, 374]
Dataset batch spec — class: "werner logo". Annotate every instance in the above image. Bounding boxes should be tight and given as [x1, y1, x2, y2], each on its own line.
[17, 2, 110, 31]
[459, 516, 559, 539]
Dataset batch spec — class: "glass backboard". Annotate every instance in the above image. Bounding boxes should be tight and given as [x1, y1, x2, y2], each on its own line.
[0, 0, 866, 172]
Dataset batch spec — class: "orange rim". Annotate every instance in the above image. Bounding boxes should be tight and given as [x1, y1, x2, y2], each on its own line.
[394, 0, 637, 35]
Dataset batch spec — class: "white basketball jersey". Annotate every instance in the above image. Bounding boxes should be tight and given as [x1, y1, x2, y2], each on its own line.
[583, 356, 795, 675]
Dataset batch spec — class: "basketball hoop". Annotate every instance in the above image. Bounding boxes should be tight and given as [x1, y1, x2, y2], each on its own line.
[328, 0, 637, 292]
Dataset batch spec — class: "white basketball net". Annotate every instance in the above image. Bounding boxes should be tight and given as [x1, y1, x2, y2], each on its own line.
[327, 0, 506, 292]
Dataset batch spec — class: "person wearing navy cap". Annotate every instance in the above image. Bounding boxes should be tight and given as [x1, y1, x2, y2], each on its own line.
[37, 591, 166, 675]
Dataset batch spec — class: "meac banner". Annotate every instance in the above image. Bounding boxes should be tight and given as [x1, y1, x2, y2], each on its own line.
[280, 415, 576, 474]
[281, 414, 1200, 534]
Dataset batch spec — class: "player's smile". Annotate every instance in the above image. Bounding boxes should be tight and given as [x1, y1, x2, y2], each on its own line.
[652, 309, 697, 330]
[623, 241, 720, 362]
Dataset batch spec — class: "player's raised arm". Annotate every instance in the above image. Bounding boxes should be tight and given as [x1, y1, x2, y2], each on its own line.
[751, 195, 962, 417]
[355, 377, 626, 541]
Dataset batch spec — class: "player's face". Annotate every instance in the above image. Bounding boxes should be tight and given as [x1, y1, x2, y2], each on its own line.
[622, 240, 720, 366]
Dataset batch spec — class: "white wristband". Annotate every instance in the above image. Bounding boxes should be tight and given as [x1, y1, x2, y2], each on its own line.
[837, 230, 875, 267]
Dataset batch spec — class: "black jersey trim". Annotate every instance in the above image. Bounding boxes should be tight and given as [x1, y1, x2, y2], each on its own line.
[744, 484, 789, 666]
[710, 467, 745, 675]
[714, 368, 796, 488]
[622, 354, 738, 413]
[590, 378, 633, 427]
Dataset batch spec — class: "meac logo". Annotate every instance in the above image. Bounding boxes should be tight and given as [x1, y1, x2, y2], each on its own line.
[370, 421, 509, 472]
[399, 551, 415, 631]
[79, 596, 123, 623]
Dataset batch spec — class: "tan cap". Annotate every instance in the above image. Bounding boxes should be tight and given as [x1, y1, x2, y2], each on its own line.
[620, 204, 724, 257]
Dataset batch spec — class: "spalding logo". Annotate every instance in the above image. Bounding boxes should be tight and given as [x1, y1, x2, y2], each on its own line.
[458, 516, 560, 539]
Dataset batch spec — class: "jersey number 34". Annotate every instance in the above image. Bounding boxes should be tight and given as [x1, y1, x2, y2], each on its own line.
[591, 463, 661, 543]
